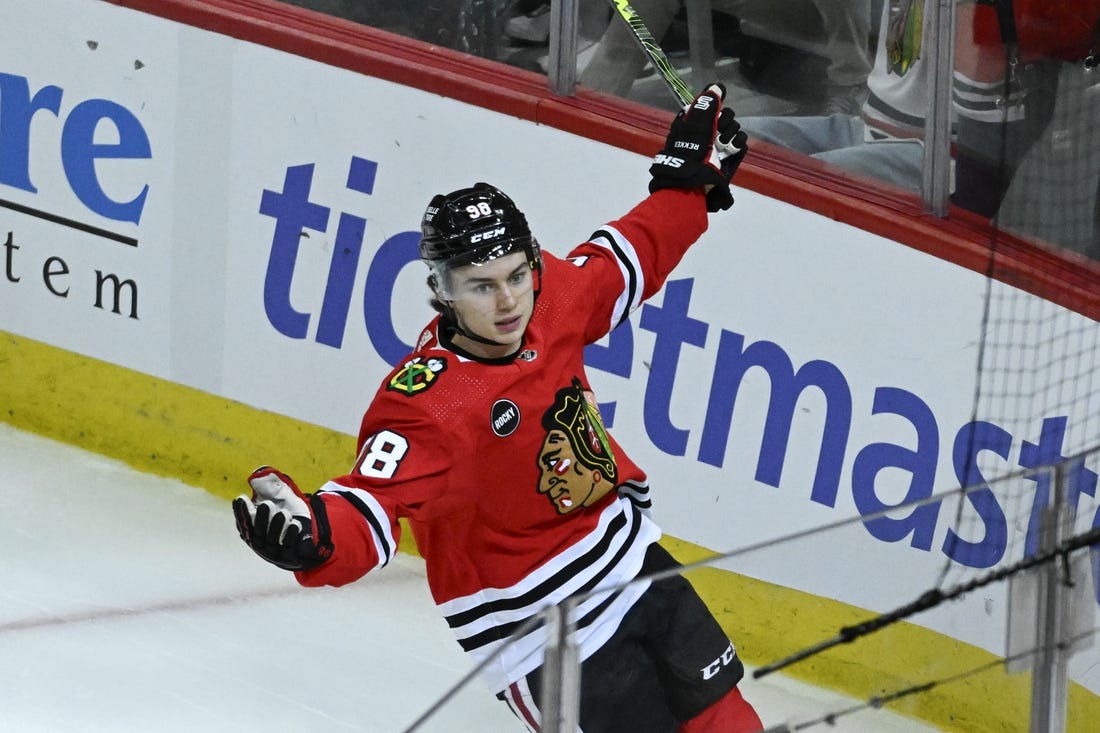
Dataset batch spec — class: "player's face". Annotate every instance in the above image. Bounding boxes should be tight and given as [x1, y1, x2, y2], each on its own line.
[537, 430, 608, 514]
[446, 251, 535, 358]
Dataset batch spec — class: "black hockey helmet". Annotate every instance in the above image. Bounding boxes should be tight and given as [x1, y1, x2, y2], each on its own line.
[419, 182, 543, 297]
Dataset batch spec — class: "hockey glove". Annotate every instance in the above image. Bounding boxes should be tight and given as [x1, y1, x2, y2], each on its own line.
[649, 83, 749, 213]
[233, 466, 333, 571]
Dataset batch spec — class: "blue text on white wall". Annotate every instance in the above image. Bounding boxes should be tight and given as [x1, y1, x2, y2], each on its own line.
[259, 158, 1100, 595]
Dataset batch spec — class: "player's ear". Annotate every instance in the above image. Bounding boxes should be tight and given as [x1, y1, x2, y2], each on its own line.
[427, 274, 445, 297]
[426, 275, 452, 313]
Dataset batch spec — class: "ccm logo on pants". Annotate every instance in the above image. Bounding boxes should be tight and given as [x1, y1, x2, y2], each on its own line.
[701, 643, 736, 680]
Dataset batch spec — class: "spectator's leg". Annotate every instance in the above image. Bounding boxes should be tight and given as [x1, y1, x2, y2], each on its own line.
[580, 0, 681, 97]
[812, 0, 873, 113]
[739, 113, 862, 156]
[815, 139, 924, 191]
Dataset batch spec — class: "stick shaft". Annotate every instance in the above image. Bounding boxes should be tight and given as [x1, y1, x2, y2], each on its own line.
[605, 0, 694, 106]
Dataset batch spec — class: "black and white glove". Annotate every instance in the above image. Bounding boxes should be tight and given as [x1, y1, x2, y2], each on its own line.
[233, 466, 333, 571]
[649, 82, 749, 212]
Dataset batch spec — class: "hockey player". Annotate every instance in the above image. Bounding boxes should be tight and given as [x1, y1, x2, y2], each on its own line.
[233, 83, 762, 732]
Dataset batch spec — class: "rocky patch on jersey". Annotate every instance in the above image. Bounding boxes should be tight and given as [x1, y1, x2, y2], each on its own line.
[535, 378, 618, 514]
[491, 399, 521, 437]
[388, 356, 447, 396]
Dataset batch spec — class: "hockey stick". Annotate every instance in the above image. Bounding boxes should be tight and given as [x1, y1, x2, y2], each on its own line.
[604, 0, 695, 107]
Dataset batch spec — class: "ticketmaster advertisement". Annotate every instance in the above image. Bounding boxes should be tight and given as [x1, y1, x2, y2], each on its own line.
[2, 0, 1099, 719]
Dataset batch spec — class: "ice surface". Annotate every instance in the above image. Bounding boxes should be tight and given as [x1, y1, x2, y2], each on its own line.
[0, 424, 942, 732]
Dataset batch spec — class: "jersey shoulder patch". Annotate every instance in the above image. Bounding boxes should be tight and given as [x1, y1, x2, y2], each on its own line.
[387, 356, 448, 396]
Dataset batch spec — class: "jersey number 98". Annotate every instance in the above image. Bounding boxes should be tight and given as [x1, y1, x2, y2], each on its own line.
[355, 430, 409, 479]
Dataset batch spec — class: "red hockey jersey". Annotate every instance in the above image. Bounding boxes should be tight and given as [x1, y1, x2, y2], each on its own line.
[297, 187, 710, 691]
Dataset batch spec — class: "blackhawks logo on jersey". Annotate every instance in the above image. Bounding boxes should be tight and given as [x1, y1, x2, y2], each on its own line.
[388, 356, 447, 396]
[535, 377, 618, 514]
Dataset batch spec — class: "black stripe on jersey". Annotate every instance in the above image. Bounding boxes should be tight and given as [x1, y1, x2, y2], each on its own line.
[452, 506, 644, 652]
[446, 508, 630, 630]
[457, 574, 628, 653]
[951, 89, 1002, 115]
[589, 228, 639, 329]
[864, 90, 925, 131]
[950, 73, 1026, 121]
[618, 480, 653, 511]
[332, 490, 394, 566]
[571, 582, 623, 633]
[456, 584, 626, 654]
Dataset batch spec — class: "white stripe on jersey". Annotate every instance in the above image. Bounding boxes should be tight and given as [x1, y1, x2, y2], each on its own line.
[439, 499, 643, 621]
[318, 483, 398, 570]
[616, 479, 653, 517]
[439, 498, 660, 693]
[953, 71, 1026, 124]
[483, 563, 652, 695]
[585, 224, 645, 331]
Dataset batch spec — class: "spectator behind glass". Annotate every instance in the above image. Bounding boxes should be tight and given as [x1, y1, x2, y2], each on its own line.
[731, 0, 930, 192]
[581, 0, 873, 115]
[952, 0, 1100, 260]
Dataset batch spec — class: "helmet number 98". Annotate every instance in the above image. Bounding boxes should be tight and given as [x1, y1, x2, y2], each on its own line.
[466, 202, 494, 219]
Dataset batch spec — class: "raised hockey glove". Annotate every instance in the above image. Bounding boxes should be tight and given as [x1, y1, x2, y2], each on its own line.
[233, 466, 333, 571]
[648, 83, 748, 213]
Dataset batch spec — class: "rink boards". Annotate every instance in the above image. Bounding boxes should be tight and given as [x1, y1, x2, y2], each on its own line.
[2, 1, 1099, 730]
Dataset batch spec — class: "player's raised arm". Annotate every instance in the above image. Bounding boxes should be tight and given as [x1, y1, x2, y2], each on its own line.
[562, 82, 751, 341]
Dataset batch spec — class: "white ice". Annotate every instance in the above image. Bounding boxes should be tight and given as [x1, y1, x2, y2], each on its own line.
[0, 423, 942, 732]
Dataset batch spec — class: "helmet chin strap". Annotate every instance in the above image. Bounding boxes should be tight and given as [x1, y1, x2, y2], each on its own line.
[441, 307, 513, 348]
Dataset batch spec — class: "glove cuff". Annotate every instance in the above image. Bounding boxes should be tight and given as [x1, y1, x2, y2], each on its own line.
[648, 160, 726, 192]
[705, 184, 734, 212]
[649, 165, 733, 212]
[307, 492, 334, 563]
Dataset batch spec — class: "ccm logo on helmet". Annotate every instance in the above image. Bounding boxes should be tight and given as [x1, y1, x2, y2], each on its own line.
[470, 226, 506, 243]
